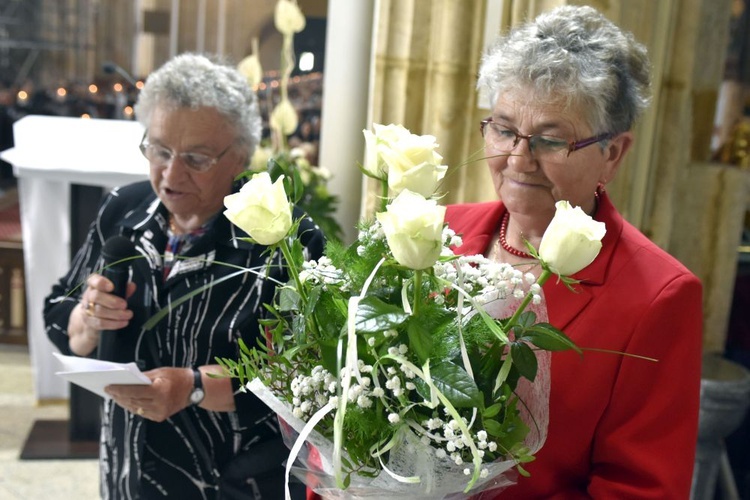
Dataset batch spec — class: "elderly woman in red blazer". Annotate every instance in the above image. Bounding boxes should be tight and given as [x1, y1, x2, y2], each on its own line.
[446, 6, 703, 499]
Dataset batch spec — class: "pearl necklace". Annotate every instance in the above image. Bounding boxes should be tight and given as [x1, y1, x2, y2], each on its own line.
[498, 211, 535, 259]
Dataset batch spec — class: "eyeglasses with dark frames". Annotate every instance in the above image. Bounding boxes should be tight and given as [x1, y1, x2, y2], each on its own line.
[480, 117, 614, 161]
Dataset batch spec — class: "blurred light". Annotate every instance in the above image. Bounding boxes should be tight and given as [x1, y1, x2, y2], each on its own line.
[270, 80, 279, 88]
[88, 84, 98, 93]
[81, 113, 91, 119]
[17, 90, 28, 101]
[113, 83, 123, 92]
[123, 106, 134, 117]
[135, 81, 144, 90]
[259, 82, 267, 91]
[298, 52, 314, 72]
[57, 87, 67, 97]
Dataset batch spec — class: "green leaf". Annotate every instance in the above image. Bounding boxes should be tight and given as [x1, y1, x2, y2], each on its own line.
[406, 318, 433, 363]
[291, 313, 306, 337]
[510, 342, 538, 381]
[422, 360, 483, 409]
[312, 293, 347, 340]
[279, 286, 301, 312]
[497, 417, 530, 453]
[483, 419, 504, 436]
[516, 310, 537, 328]
[289, 230, 305, 267]
[493, 350, 513, 396]
[304, 285, 322, 317]
[405, 303, 451, 363]
[521, 323, 581, 353]
[291, 168, 304, 203]
[318, 337, 341, 375]
[483, 402, 502, 419]
[477, 342, 504, 381]
[354, 296, 409, 333]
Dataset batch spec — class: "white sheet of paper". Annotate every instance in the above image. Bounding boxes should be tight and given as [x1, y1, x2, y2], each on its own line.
[53, 352, 152, 399]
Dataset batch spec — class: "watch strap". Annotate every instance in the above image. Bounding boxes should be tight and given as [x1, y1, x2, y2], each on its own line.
[193, 368, 203, 391]
[190, 368, 205, 405]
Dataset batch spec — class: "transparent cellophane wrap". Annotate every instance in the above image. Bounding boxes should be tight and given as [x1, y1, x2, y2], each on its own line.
[248, 297, 551, 499]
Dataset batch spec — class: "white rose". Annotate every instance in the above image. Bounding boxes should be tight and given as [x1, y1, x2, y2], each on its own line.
[275, 0, 306, 35]
[376, 190, 446, 270]
[362, 123, 411, 179]
[538, 200, 606, 276]
[249, 146, 273, 172]
[223, 172, 292, 245]
[379, 131, 447, 197]
[270, 98, 299, 136]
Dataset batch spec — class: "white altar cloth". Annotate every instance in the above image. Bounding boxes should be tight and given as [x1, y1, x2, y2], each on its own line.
[0, 115, 148, 400]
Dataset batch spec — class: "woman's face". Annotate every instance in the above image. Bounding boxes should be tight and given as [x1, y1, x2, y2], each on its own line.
[146, 105, 246, 225]
[485, 92, 631, 223]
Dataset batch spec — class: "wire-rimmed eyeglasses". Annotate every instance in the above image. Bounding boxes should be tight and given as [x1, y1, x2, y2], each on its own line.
[139, 131, 234, 173]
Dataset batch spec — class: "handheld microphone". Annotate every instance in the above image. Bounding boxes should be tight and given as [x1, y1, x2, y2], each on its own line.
[102, 61, 139, 88]
[98, 236, 138, 361]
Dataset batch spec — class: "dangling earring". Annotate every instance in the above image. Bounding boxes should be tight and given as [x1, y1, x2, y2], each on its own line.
[590, 183, 605, 217]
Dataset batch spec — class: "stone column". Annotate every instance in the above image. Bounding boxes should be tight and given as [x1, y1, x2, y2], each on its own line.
[318, 0, 375, 243]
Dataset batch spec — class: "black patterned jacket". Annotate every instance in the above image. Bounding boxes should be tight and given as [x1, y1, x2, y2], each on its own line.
[44, 180, 324, 499]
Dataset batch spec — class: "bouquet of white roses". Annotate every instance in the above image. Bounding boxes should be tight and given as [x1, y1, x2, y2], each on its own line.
[219, 123, 605, 499]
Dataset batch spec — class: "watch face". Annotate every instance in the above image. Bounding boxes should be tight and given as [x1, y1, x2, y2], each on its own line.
[190, 387, 205, 405]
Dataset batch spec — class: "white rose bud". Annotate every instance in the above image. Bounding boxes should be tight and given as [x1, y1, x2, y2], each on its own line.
[376, 190, 446, 270]
[223, 172, 292, 245]
[274, 0, 306, 35]
[538, 200, 606, 276]
[362, 123, 411, 179]
[270, 98, 299, 137]
[237, 54, 263, 88]
[249, 146, 273, 172]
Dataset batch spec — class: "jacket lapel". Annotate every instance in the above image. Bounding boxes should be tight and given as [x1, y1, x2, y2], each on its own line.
[447, 201, 505, 256]
[543, 191, 622, 330]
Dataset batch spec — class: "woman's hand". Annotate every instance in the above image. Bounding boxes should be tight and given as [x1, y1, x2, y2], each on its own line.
[105, 365, 236, 421]
[68, 273, 135, 356]
[105, 367, 194, 422]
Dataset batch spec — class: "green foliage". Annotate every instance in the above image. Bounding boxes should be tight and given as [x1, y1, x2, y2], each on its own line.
[216, 214, 581, 491]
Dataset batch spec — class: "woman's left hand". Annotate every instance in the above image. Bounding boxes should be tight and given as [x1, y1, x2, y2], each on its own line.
[104, 367, 193, 422]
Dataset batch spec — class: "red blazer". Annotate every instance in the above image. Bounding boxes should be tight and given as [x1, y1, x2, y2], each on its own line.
[447, 192, 702, 499]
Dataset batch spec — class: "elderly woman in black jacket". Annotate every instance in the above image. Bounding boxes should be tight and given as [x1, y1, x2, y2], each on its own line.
[44, 53, 323, 499]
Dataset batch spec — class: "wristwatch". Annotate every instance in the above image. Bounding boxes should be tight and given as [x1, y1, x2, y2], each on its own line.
[189, 368, 205, 405]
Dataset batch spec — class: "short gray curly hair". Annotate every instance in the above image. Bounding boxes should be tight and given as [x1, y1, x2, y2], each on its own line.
[134, 53, 262, 157]
[477, 5, 651, 135]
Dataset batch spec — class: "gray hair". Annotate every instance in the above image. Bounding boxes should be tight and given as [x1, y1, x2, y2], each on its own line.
[477, 5, 651, 134]
[134, 53, 262, 157]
